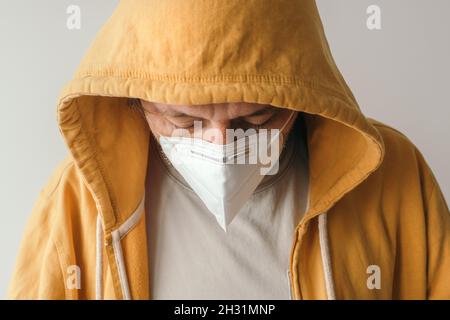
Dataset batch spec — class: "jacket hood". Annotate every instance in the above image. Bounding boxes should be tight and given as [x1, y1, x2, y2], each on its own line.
[57, 0, 385, 232]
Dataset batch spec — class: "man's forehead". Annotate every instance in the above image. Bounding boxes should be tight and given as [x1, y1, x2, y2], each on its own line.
[153, 102, 275, 118]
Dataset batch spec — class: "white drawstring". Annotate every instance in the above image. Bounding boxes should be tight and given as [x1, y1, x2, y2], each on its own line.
[95, 214, 104, 300]
[94, 194, 146, 300]
[111, 229, 132, 300]
[318, 213, 336, 300]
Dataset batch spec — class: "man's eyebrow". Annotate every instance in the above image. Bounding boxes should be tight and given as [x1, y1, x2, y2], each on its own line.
[161, 106, 278, 118]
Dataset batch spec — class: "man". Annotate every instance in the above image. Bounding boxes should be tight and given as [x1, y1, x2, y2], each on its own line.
[9, 0, 450, 299]
[141, 100, 307, 299]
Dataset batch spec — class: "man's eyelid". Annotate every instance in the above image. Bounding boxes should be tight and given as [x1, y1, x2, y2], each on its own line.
[243, 111, 276, 121]
[246, 107, 279, 117]
[165, 112, 186, 118]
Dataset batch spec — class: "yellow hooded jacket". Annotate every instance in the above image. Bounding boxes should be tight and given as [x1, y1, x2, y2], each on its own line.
[8, 0, 450, 299]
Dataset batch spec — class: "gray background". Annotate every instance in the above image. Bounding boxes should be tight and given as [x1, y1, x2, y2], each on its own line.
[1, 0, 449, 297]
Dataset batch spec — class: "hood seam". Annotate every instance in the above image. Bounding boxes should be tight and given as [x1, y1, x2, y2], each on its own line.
[71, 72, 354, 104]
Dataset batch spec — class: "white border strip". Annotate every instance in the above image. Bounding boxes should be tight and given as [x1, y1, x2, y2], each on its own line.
[112, 229, 132, 300]
[286, 268, 293, 300]
[318, 213, 336, 300]
[117, 195, 146, 239]
[110, 194, 146, 300]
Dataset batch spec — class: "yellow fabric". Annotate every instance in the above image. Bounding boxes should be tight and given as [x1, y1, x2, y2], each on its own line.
[8, 0, 450, 299]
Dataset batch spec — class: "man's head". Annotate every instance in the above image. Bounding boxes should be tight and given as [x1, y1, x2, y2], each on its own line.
[137, 100, 300, 229]
[138, 99, 298, 145]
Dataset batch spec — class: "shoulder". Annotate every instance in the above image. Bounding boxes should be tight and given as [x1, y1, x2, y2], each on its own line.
[31, 155, 95, 225]
[369, 118, 418, 156]
[367, 117, 438, 200]
[38, 156, 77, 200]
[369, 117, 427, 168]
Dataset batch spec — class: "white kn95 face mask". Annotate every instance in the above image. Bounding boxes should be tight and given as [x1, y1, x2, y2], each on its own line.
[158, 110, 297, 232]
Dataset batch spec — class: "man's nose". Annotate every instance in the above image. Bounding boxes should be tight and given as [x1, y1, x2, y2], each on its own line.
[202, 121, 231, 145]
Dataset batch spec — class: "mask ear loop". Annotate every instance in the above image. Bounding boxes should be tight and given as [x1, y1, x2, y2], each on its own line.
[253, 109, 297, 153]
[276, 110, 298, 150]
[281, 110, 298, 134]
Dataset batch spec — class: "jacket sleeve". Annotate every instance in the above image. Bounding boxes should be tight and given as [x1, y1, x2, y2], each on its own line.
[7, 160, 71, 300]
[420, 152, 450, 299]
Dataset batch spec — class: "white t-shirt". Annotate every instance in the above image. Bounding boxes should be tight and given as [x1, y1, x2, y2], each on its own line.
[145, 120, 309, 299]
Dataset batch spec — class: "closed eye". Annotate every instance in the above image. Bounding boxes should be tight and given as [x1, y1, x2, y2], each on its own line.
[242, 109, 278, 125]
